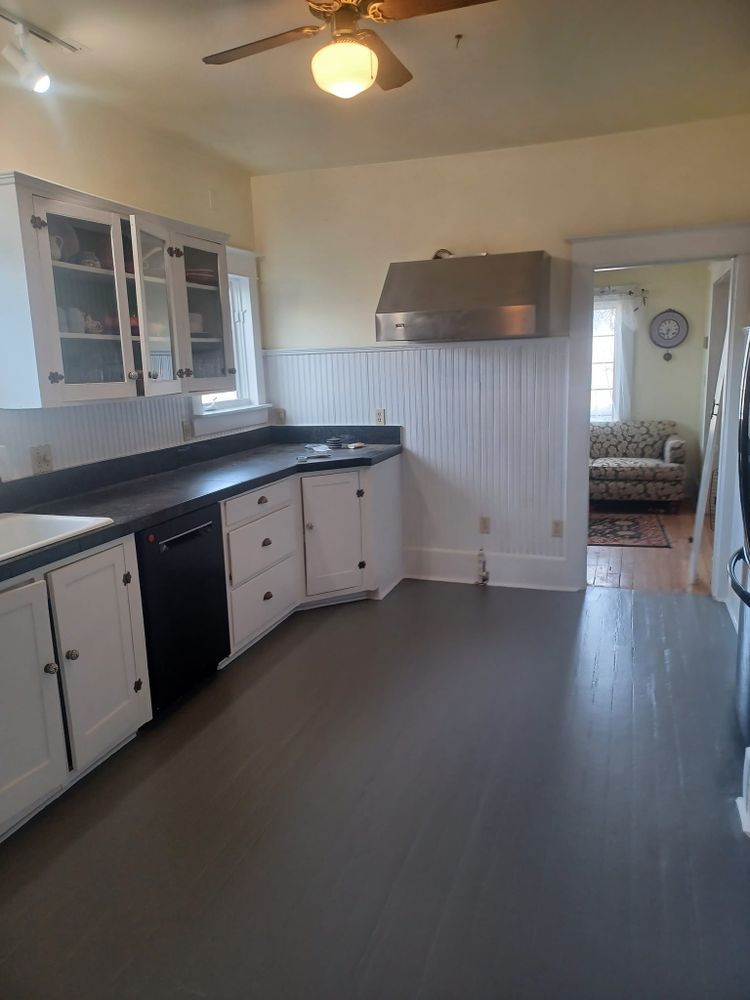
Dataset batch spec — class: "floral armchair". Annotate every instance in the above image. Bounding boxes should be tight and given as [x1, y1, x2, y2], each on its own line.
[589, 420, 687, 502]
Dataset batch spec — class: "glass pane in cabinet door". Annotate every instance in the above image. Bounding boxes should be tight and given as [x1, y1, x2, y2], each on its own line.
[137, 229, 176, 382]
[47, 213, 124, 384]
[184, 245, 226, 379]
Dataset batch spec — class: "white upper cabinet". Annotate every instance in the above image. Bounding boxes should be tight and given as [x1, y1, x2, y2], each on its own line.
[172, 233, 236, 393]
[302, 471, 365, 596]
[34, 197, 138, 403]
[0, 171, 234, 407]
[0, 580, 68, 832]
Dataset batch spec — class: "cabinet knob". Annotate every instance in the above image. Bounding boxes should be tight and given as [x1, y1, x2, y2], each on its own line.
[127, 371, 140, 381]
[261, 537, 272, 547]
[44, 662, 59, 674]
[227, 367, 237, 375]
[257, 495, 268, 505]
[263, 591, 273, 601]
[65, 649, 80, 661]
[148, 371, 159, 380]
[305, 522, 314, 530]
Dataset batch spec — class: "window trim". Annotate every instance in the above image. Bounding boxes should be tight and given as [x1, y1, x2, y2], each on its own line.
[192, 246, 269, 432]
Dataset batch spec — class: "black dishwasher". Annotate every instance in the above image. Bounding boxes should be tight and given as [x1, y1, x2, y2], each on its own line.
[136, 505, 229, 715]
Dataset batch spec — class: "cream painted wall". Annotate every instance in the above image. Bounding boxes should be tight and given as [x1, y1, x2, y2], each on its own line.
[594, 263, 712, 486]
[0, 84, 254, 248]
[251, 114, 750, 349]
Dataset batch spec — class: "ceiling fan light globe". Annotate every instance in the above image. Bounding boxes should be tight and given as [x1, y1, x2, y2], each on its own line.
[311, 38, 378, 99]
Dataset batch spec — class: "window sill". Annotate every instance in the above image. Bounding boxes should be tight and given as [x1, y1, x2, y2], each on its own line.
[191, 402, 272, 437]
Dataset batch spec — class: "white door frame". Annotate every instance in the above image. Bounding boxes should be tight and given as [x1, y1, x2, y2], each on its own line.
[567, 224, 750, 604]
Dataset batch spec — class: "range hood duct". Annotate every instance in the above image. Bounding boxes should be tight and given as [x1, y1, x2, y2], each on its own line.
[376, 250, 553, 343]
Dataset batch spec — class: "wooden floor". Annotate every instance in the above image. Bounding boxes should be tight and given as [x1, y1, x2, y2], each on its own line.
[0, 582, 747, 1000]
[587, 507, 714, 593]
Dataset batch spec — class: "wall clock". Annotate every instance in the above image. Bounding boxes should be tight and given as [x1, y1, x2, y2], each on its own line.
[649, 309, 689, 349]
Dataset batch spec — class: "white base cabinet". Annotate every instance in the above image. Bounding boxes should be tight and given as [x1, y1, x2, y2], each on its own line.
[222, 456, 403, 661]
[302, 471, 365, 596]
[48, 545, 145, 773]
[0, 580, 68, 832]
[0, 536, 151, 840]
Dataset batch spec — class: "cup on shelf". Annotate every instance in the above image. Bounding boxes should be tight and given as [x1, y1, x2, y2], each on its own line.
[50, 235, 64, 261]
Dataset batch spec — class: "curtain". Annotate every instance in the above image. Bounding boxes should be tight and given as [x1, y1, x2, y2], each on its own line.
[594, 289, 640, 421]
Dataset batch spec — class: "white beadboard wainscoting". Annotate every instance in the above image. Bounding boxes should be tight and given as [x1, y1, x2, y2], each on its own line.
[265, 339, 572, 590]
[0, 394, 210, 480]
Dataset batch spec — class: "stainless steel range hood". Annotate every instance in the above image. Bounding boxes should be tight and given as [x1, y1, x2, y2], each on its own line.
[376, 250, 553, 343]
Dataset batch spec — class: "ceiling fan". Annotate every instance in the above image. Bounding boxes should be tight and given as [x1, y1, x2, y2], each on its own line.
[203, 0, 496, 99]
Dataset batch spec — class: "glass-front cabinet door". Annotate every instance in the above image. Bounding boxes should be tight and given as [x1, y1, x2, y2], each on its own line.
[173, 234, 236, 393]
[33, 197, 137, 402]
[126, 215, 181, 396]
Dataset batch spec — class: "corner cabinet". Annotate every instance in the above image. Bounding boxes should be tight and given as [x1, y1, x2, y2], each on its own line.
[0, 171, 235, 407]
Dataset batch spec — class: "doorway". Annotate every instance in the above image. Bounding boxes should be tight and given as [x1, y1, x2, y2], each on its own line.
[586, 260, 731, 593]
[566, 224, 750, 609]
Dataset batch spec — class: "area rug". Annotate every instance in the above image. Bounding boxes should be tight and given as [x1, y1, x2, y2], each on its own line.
[588, 512, 671, 548]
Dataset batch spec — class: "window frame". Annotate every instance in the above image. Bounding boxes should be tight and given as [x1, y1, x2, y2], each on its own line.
[192, 246, 270, 434]
[590, 300, 619, 423]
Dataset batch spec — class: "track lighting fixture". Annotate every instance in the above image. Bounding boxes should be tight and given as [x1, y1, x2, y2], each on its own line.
[2, 23, 51, 93]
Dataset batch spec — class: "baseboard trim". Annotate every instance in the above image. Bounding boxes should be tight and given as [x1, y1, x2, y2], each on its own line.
[403, 546, 581, 592]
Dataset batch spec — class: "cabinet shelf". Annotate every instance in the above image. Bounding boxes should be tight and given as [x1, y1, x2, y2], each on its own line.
[60, 332, 122, 342]
[52, 261, 116, 279]
[125, 273, 166, 285]
[186, 281, 219, 291]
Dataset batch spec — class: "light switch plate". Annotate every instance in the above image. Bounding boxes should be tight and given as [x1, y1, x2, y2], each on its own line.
[30, 444, 53, 475]
[479, 516, 491, 534]
[551, 519, 564, 538]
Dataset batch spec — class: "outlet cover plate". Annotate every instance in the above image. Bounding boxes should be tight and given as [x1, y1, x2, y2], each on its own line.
[479, 516, 491, 535]
[551, 519, 564, 538]
[30, 444, 53, 476]
[375, 408, 386, 426]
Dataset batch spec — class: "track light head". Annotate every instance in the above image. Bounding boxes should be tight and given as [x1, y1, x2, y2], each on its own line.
[2, 25, 50, 93]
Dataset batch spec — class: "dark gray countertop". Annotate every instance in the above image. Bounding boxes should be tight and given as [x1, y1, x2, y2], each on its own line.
[0, 442, 401, 583]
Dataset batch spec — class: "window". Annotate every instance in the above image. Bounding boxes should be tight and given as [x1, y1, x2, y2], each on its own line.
[591, 302, 619, 421]
[193, 248, 269, 433]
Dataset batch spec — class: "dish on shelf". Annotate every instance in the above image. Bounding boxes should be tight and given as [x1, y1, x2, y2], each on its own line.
[185, 269, 217, 285]
[47, 218, 80, 260]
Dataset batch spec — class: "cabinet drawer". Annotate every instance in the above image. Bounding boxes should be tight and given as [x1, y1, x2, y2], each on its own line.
[228, 505, 298, 587]
[224, 479, 294, 527]
[230, 556, 300, 649]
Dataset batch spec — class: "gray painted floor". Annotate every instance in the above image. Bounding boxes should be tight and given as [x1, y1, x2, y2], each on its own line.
[1, 582, 749, 1000]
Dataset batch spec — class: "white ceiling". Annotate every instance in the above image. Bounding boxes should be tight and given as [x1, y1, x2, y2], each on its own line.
[2, 0, 750, 174]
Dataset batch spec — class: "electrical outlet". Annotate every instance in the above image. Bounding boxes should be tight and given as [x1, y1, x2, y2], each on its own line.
[551, 519, 564, 538]
[181, 418, 193, 442]
[276, 408, 287, 425]
[30, 444, 53, 476]
[375, 408, 386, 426]
[479, 516, 491, 534]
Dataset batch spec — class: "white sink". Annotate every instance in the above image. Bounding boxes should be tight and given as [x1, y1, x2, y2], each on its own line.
[0, 513, 114, 562]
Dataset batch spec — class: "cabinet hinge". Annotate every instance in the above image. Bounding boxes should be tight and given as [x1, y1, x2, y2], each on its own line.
[48, 371, 65, 384]
[356, 488, 365, 498]
[30, 215, 48, 230]
[122, 571, 132, 586]
[134, 678, 143, 693]
[358, 560, 366, 569]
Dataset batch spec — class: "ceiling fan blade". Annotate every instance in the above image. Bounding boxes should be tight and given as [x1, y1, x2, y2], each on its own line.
[365, 0, 495, 21]
[358, 30, 413, 90]
[203, 25, 324, 65]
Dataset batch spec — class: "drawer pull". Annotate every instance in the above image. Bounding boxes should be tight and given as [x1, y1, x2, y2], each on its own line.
[44, 662, 59, 675]
[261, 537, 272, 547]
[257, 495, 268, 505]
[263, 591, 273, 601]
[65, 649, 80, 661]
